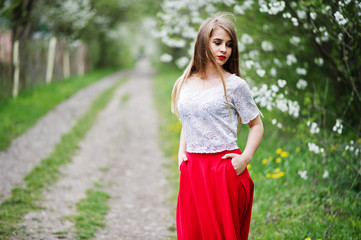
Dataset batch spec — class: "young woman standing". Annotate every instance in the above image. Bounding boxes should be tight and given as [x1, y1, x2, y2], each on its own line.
[171, 14, 264, 240]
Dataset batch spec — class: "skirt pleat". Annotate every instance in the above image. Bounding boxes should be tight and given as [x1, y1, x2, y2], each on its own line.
[176, 149, 254, 240]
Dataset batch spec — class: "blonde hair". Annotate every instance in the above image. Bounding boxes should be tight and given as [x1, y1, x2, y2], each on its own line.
[171, 13, 241, 117]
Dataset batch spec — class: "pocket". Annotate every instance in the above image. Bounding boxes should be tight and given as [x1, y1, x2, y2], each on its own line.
[180, 160, 186, 170]
[228, 159, 239, 176]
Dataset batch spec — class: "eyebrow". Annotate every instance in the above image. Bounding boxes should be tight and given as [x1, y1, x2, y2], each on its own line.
[212, 38, 232, 42]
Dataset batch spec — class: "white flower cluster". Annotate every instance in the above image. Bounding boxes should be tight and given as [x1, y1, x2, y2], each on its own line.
[234, 0, 254, 15]
[296, 79, 308, 90]
[307, 121, 320, 134]
[296, 67, 307, 75]
[271, 118, 283, 129]
[277, 79, 287, 88]
[308, 142, 324, 154]
[314, 57, 324, 66]
[286, 54, 297, 65]
[332, 119, 343, 134]
[259, 0, 286, 15]
[289, 36, 300, 45]
[241, 34, 254, 44]
[298, 170, 308, 180]
[334, 11, 348, 25]
[261, 41, 273, 51]
[344, 140, 360, 156]
[252, 84, 300, 118]
[176, 56, 189, 68]
[160, 53, 173, 62]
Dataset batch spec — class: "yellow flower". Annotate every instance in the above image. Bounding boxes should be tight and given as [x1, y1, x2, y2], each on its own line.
[276, 171, 284, 178]
[358, 138, 361, 144]
[296, 147, 301, 153]
[305, 238, 311, 240]
[247, 164, 251, 169]
[276, 158, 282, 163]
[281, 151, 289, 157]
[276, 148, 282, 154]
[330, 145, 335, 152]
[262, 159, 268, 164]
[272, 173, 276, 178]
[275, 168, 280, 173]
[268, 156, 274, 161]
[266, 173, 271, 178]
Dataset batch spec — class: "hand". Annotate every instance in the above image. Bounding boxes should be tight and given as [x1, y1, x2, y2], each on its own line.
[178, 153, 188, 170]
[221, 153, 251, 175]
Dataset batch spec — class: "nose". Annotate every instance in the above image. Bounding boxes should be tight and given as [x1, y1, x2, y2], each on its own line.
[220, 43, 227, 53]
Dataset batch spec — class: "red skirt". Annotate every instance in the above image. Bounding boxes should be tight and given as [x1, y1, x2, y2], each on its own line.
[176, 149, 254, 240]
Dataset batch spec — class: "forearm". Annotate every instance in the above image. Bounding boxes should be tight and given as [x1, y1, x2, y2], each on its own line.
[242, 116, 264, 163]
[178, 127, 187, 156]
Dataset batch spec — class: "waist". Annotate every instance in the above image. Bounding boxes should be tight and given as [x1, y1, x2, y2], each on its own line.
[186, 148, 242, 158]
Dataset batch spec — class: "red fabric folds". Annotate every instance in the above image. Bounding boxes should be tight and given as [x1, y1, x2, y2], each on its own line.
[176, 149, 254, 240]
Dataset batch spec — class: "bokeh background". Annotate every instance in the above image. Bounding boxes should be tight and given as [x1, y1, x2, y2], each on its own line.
[1, 0, 360, 239]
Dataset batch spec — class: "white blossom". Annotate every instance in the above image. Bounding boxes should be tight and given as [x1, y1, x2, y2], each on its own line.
[272, 119, 277, 125]
[261, 41, 273, 51]
[296, 67, 307, 75]
[308, 142, 323, 154]
[277, 79, 287, 88]
[314, 57, 324, 66]
[298, 170, 308, 180]
[310, 122, 320, 134]
[310, 12, 317, 20]
[277, 122, 283, 129]
[322, 170, 329, 179]
[176, 56, 189, 68]
[271, 85, 279, 92]
[296, 10, 306, 19]
[282, 12, 292, 18]
[334, 11, 348, 25]
[290, 36, 300, 45]
[291, 17, 299, 26]
[270, 68, 277, 76]
[241, 33, 254, 44]
[286, 54, 297, 65]
[296, 79, 308, 90]
[245, 60, 254, 69]
[160, 53, 172, 62]
[256, 69, 266, 77]
[332, 119, 343, 134]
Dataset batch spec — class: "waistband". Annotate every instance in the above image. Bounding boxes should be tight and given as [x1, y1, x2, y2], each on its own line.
[186, 148, 242, 157]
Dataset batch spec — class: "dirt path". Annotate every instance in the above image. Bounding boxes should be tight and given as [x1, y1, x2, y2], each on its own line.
[15, 60, 174, 239]
[0, 70, 129, 204]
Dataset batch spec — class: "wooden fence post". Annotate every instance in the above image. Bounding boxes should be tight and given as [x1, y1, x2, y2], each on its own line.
[12, 40, 20, 98]
[45, 36, 57, 84]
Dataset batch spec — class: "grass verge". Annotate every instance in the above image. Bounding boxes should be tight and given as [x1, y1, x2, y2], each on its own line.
[153, 67, 361, 240]
[0, 69, 115, 151]
[71, 189, 110, 239]
[0, 77, 127, 239]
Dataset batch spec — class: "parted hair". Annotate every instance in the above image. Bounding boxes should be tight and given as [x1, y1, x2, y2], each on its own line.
[171, 13, 241, 117]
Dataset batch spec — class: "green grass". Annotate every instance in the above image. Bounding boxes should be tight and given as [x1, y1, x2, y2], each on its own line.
[71, 189, 110, 239]
[153, 67, 361, 240]
[0, 77, 127, 239]
[0, 69, 115, 151]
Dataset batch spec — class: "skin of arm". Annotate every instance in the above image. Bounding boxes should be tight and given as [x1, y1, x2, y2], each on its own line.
[222, 115, 264, 175]
[178, 127, 188, 170]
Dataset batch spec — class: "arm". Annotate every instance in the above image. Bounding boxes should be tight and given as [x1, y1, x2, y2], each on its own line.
[178, 127, 188, 170]
[222, 115, 264, 175]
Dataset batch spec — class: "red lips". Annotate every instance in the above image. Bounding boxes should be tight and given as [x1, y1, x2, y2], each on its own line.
[218, 55, 226, 60]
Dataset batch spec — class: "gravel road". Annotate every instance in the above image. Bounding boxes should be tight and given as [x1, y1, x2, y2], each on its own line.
[4, 60, 174, 239]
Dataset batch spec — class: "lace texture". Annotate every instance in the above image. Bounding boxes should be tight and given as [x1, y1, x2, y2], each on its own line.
[178, 74, 259, 153]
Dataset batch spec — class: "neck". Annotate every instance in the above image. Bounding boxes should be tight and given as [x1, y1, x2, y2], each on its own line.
[204, 61, 223, 80]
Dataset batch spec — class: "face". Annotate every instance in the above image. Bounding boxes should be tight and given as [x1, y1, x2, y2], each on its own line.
[209, 27, 233, 66]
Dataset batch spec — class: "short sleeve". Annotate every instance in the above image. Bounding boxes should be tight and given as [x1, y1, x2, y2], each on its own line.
[232, 80, 259, 124]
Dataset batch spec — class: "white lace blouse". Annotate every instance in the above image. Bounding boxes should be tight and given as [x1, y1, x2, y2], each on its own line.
[178, 74, 259, 153]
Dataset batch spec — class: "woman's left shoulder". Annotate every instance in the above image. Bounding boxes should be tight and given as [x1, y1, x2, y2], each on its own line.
[227, 74, 247, 89]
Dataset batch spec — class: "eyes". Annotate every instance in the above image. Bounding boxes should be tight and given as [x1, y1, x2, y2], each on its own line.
[213, 40, 233, 48]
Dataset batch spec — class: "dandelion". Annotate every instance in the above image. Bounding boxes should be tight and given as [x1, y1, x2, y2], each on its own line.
[296, 147, 300, 152]
[358, 138, 361, 144]
[269, 156, 274, 161]
[262, 159, 268, 164]
[305, 238, 311, 240]
[276, 171, 284, 178]
[275, 168, 280, 173]
[276, 158, 281, 163]
[247, 164, 251, 169]
[266, 173, 272, 178]
[280, 152, 289, 157]
[276, 148, 282, 154]
[330, 145, 335, 152]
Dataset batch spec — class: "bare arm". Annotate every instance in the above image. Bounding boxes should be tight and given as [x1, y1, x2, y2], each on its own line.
[222, 115, 264, 175]
[178, 127, 188, 169]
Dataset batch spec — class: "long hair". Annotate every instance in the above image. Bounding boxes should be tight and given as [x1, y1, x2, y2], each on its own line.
[171, 13, 240, 117]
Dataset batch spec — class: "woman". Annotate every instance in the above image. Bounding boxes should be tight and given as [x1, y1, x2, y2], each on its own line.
[171, 14, 264, 240]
